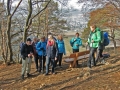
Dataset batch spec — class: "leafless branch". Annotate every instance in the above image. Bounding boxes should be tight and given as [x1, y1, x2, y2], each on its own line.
[25, 0, 51, 31]
[109, 1, 120, 13]
[31, 0, 51, 19]
[32, 0, 48, 5]
[11, 0, 22, 17]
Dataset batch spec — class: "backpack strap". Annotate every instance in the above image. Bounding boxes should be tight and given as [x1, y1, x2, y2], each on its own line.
[100, 31, 104, 44]
[88, 32, 92, 43]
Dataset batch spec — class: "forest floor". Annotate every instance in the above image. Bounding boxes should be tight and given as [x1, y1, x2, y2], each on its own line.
[0, 47, 120, 90]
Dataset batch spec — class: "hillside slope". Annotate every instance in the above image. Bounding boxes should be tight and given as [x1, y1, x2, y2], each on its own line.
[0, 48, 120, 90]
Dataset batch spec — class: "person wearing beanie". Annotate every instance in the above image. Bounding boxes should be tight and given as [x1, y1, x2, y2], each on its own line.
[21, 38, 34, 80]
[31, 37, 39, 72]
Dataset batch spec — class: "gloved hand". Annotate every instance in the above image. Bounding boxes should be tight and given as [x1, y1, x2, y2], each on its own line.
[40, 48, 44, 50]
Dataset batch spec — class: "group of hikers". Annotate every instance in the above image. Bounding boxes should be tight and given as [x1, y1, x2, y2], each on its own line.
[20, 24, 109, 80]
[20, 34, 66, 80]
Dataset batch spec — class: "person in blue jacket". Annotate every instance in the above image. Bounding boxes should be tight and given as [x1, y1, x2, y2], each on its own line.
[70, 32, 82, 66]
[36, 36, 47, 73]
[55, 34, 66, 68]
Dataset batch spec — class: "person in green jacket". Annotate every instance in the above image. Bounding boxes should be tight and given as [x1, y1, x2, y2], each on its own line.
[70, 32, 82, 66]
[86, 25, 101, 68]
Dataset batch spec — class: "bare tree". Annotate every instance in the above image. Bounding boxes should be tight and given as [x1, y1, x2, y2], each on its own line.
[77, 0, 120, 13]
[5, 0, 22, 63]
[23, 0, 51, 42]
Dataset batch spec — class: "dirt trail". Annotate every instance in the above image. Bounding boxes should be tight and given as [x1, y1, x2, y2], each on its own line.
[0, 48, 120, 90]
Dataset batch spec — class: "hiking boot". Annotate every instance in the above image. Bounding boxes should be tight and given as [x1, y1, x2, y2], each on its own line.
[59, 66, 62, 68]
[41, 71, 44, 74]
[52, 72, 56, 75]
[21, 75, 24, 80]
[44, 73, 48, 76]
[87, 64, 91, 68]
[101, 60, 105, 64]
[38, 70, 41, 73]
[27, 73, 32, 77]
[35, 69, 38, 72]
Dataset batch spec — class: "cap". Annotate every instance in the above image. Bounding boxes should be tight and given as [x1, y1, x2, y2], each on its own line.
[27, 38, 32, 41]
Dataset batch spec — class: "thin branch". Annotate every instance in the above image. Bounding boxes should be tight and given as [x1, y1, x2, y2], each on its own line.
[109, 1, 120, 13]
[25, 0, 51, 31]
[31, 0, 51, 19]
[11, 0, 22, 17]
[11, 30, 42, 38]
[57, 0, 68, 7]
[32, 0, 49, 5]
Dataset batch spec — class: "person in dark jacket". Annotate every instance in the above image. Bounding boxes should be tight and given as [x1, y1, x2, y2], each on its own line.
[45, 35, 58, 75]
[96, 32, 108, 64]
[55, 34, 66, 68]
[36, 36, 47, 73]
[96, 42, 105, 64]
[32, 37, 39, 72]
[21, 38, 34, 80]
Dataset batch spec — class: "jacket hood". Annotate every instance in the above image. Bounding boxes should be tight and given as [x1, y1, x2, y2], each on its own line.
[90, 27, 100, 33]
[95, 27, 101, 31]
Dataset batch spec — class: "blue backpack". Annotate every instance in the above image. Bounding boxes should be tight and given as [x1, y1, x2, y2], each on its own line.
[103, 32, 109, 46]
[94, 31, 109, 46]
[20, 42, 25, 51]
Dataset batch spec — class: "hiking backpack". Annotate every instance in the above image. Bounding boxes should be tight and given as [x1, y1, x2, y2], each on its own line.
[101, 31, 110, 46]
[20, 42, 25, 51]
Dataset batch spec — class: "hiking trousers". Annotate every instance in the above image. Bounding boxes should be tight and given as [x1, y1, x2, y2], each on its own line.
[46, 57, 55, 74]
[96, 49, 103, 63]
[73, 49, 79, 66]
[87, 47, 97, 68]
[34, 54, 39, 70]
[55, 53, 63, 67]
[21, 57, 32, 75]
[38, 55, 46, 72]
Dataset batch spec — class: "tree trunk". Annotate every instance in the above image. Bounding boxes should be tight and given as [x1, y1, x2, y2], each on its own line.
[23, 0, 32, 42]
[45, 7, 48, 37]
[113, 38, 116, 53]
[110, 28, 116, 53]
[37, 0, 41, 37]
[6, 15, 13, 62]
[0, 20, 7, 63]
[23, 27, 28, 42]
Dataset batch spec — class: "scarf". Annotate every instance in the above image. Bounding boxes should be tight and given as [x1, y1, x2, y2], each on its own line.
[47, 40, 55, 46]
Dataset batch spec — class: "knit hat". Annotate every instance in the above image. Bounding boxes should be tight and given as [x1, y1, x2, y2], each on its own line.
[27, 38, 32, 41]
